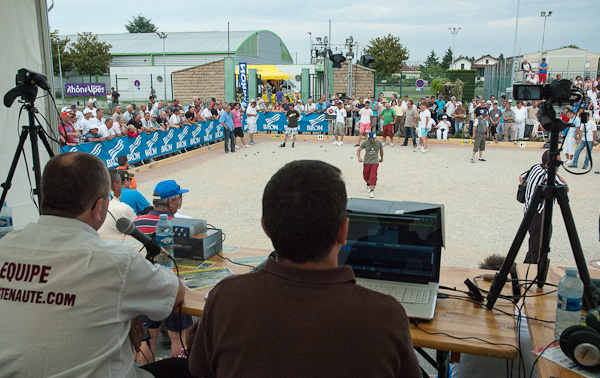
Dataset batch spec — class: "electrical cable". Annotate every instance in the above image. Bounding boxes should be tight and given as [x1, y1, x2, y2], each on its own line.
[529, 339, 556, 378]
[206, 224, 257, 269]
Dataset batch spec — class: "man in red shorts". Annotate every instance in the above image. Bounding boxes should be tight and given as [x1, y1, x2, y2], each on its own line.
[357, 132, 384, 198]
[379, 101, 396, 146]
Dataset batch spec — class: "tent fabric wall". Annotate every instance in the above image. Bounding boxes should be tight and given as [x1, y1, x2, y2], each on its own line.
[0, 0, 56, 228]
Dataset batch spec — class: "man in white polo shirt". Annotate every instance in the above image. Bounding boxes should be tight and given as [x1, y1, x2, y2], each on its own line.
[332, 101, 347, 146]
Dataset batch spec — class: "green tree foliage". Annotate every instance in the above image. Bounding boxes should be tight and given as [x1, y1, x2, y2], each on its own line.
[560, 44, 579, 49]
[424, 50, 439, 68]
[125, 14, 158, 33]
[363, 34, 410, 73]
[50, 30, 74, 76]
[70, 32, 112, 77]
[498, 53, 504, 61]
[420, 50, 445, 81]
[441, 48, 453, 69]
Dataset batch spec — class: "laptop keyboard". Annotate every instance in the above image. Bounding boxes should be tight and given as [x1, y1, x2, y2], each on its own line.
[359, 282, 431, 304]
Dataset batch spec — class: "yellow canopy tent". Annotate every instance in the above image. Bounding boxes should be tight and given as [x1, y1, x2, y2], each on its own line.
[235, 65, 292, 80]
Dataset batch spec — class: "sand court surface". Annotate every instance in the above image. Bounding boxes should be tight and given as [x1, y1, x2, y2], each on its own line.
[134, 138, 600, 269]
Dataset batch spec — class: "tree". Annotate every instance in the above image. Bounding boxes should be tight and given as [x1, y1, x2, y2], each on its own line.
[441, 48, 453, 69]
[560, 44, 579, 49]
[424, 50, 439, 68]
[70, 32, 112, 77]
[125, 14, 157, 33]
[498, 53, 504, 61]
[363, 34, 410, 73]
[50, 30, 74, 76]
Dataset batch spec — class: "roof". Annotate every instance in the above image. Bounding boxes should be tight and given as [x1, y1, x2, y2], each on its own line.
[62, 31, 282, 55]
[473, 55, 498, 63]
[235, 65, 292, 80]
[452, 56, 472, 63]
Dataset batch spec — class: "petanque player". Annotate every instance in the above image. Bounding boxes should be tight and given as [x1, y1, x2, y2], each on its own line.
[357, 132, 384, 198]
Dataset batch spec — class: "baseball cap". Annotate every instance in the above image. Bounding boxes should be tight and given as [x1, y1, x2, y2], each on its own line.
[368, 132, 376, 141]
[61, 107, 69, 113]
[153, 180, 189, 199]
[457, 101, 462, 105]
[442, 115, 448, 119]
[83, 108, 93, 115]
[508, 99, 513, 103]
[486, 100, 492, 105]
[116, 169, 131, 182]
[70, 104, 77, 109]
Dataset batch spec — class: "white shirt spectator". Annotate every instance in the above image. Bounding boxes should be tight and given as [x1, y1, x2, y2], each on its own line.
[97, 123, 117, 138]
[89, 117, 103, 129]
[419, 109, 431, 128]
[75, 118, 92, 136]
[246, 106, 258, 126]
[169, 114, 181, 125]
[201, 108, 212, 120]
[514, 106, 528, 124]
[581, 119, 597, 141]
[123, 111, 132, 124]
[303, 103, 316, 113]
[335, 108, 347, 123]
[88, 96, 97, 107]
[446, 102, 456, 117]
[359, 107, 372, 124]
[141, 117, 151, 129]
[525, 74, 539, 85]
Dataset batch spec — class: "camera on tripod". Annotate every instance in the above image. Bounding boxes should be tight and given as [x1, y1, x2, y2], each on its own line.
[513, 79, 572, 104]
[3, 68, 50, 108]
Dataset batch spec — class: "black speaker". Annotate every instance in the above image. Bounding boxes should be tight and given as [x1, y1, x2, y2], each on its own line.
[559, 307, 600, 371]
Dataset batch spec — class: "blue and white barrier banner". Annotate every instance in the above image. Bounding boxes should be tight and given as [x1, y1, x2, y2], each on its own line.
[239, 63, 248, 109]
[247, 112, 329, 133]
[65, 83, 106, 97]
[65, 121, 224, 167]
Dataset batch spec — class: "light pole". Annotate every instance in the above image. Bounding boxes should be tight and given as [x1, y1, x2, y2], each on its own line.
[156, 32, 167, 101]
[448, 27, 461, 70]
[307, 32, 313, 64]
[346, 36, 355, 99]
[55, 40, 65, 104]
[510, 0, 522, 87]
[540, 11, 552, 59]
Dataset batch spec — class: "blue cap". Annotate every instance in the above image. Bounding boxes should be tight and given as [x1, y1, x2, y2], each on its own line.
[153, 180, 189, 199]
[368, 132, 376, 140]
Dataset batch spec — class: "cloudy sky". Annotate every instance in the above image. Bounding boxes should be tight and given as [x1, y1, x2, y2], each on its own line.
[48, 0, 598, 65]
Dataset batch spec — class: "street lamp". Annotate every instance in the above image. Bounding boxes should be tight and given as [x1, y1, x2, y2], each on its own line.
[346, 36, 355, 98]
[55, 40, 65, 104]
[156, 32, 167, 101]
[307, 32, 313, 64]
[540, 11, 552, 59]
[448, 27, 461, 70]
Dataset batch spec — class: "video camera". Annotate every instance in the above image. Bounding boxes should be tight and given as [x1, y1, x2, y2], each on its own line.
[513, 79, 574, 105]
[4, 68, 50, 108]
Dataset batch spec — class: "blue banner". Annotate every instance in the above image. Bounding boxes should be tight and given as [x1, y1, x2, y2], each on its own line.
[250, 112, 329, 133]
[239, 63, 248, 109]
[65, 120, 224, 167]
[64, 113, 328, 166]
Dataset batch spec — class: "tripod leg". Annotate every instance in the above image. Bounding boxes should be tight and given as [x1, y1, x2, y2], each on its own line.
[36, 126, 56, 158]
[27, 126, 45, 207]
[535, 193, 555, 288]
[555, 186, 598, 309]
[486, 185, 545, 309]
[0, 129, 31, 209]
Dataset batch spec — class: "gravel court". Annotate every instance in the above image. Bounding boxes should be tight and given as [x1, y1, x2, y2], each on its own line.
[135, 138, 600, 269]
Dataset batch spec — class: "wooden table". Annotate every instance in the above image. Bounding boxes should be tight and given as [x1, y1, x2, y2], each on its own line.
[178, 248, 519, 377]
[518, 264, 600, 378]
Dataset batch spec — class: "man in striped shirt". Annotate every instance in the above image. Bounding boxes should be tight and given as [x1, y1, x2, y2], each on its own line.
[133, 180, 194, 363]
[519, 150, 569, 263]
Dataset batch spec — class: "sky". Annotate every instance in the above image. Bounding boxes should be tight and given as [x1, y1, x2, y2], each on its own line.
[48, 0, 599, 65]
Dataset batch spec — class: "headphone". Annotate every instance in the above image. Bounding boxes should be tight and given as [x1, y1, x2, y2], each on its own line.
[559, 307, 600, 371]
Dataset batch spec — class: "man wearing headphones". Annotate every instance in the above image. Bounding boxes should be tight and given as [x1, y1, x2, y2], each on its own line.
[187, 160, 421, 377]
[0, 152, 190, 377]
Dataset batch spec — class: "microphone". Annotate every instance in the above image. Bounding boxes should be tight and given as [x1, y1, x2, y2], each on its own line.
[116, 218, 168, 259]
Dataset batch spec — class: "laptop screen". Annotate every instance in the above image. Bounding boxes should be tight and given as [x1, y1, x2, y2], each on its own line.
[339, 213, 441, 283]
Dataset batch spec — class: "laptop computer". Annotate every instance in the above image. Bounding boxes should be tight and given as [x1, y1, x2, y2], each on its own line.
[339, 212, 442, 320]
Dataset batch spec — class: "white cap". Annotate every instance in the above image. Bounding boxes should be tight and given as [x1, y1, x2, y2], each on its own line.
[83, 108, 93, 115]
[61, 107, 69, 113]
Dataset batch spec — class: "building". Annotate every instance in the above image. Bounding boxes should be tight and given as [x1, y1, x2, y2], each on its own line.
[509, 47, 600, 81]
[333, 62, 375, 98]
[61, 31, 293, 101]
[471, 55, 500, 80]
[399, 65, 421, 79]
[450, 57, 472, 71]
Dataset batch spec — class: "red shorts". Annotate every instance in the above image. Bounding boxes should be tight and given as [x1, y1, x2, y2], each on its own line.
[382, 123, 394, 137]
[360, 123, 371, 133]
[539, 73, 547, 83]
[363, 163, 379, 186]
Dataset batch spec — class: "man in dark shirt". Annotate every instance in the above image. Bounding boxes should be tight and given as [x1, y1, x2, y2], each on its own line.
[127, 113, 145, 134]
[279, 107, 300, 148]
[187, 160, 421, 378]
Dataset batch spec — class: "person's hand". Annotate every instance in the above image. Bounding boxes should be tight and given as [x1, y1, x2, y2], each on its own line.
[129, 317, 145, 353]
[357, 157, 363, 163]
[379, 158, 383, 163]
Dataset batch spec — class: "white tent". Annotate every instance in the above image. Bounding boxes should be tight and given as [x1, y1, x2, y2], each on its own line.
[0, 0, 57, 228]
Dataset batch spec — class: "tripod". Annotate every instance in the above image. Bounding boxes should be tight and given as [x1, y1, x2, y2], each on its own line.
[0, 100, 55, 212]
[486, 106, 598, 310]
